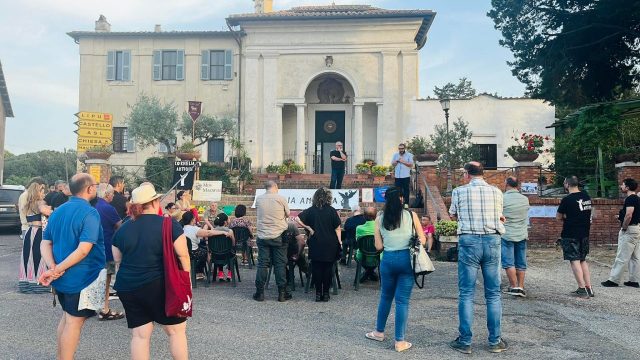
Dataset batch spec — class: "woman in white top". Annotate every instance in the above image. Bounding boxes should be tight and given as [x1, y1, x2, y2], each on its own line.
[180, 211, 230, 280]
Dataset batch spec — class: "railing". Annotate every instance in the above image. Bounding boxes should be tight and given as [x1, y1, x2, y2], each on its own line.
[284, 150, 376, 174]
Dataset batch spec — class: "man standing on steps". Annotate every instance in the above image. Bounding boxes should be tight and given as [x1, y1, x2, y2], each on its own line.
[602, 178, 640, 288]
[501, 177, 530, 297]
[330, 141, 347, 189]
[391, 143, 413, 205]
[556, 176, 594, 298]
[253, 181, 291, 302]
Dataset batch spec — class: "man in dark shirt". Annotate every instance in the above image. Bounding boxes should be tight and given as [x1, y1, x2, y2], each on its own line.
[49, 184, 71, 210]
[556, 176, 593, 298]
[602, 178, 640, 288]
[329, 141, 347, 189]
[44, 180, 66, 207]
[341, 207, 366, 265]
[109, 176, 127, 219]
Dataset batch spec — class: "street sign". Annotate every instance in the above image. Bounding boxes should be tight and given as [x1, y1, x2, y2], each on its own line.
[74, 128, 112, 139]
[172, 160, 201, 190]
[75, 112, 112, 121]
[75, 111, 113, 152]
[74, 120, 113, 129]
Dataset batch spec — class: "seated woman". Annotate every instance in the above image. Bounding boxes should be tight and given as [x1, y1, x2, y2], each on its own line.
[229, 204, 254, 265]
[164, 202, 182, 221]
[180, 212, 231, 280]
[211, 213, 236, 282]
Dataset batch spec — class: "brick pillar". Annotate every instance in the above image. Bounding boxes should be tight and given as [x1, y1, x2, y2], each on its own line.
[616, 161, 640, 198]
[514, 162, 541, 185]
[416, 161, 438, 184]
[85, 159, 112, 184]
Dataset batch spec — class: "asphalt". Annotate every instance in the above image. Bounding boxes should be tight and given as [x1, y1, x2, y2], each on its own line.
[1, 230, 639, 360]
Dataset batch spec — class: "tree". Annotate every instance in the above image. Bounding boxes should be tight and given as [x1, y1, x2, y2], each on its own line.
[488, 0, 640, 108]
[430, 117, 476, 173]
[126, 94, 178, 153]
[4, 150, 76, 186]
[433, 77, 477, 99]
[178, 112, 236, 146]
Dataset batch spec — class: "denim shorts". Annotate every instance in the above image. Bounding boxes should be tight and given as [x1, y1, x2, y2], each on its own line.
[501, 239, 527, 270]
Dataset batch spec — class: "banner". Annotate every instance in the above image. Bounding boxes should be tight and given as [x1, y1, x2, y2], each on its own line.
[188, 101, 202, 122]
[172, 160, 201, 190]
[374, 186, 390, 202]
[192, 180, 222, 202]
[252, 189, 360, 210]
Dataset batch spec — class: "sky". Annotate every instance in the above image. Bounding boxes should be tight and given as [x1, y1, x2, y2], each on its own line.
[0, 0, 525, 155]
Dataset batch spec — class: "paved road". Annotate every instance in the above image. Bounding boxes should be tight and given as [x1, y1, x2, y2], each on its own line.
[1, 230, 639, 359]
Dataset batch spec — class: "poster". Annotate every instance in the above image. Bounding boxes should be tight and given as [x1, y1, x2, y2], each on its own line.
[252, 189, 360, 210]
[520, 182, 539, 195]
[88, 165, 101, 183]
[192, 180, 222, 202]
[374, 186, 390, 202]
[362, 188, 374, 203]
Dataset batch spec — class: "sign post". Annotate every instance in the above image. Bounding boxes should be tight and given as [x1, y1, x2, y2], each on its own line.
[75, 112, 113, 152]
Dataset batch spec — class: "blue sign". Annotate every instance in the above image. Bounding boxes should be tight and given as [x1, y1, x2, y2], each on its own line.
[374, 186, 390, 202]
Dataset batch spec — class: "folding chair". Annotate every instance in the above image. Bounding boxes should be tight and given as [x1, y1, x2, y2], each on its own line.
[232, 226, 254, 268]
[207, 235, 241, 287]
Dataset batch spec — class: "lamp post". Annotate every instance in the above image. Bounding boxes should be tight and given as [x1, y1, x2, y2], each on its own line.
[439, 99, 452, 194]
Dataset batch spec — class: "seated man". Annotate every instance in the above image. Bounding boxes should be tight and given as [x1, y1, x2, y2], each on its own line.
[342, 207, 366, 264]
[355, 207, 380, 283]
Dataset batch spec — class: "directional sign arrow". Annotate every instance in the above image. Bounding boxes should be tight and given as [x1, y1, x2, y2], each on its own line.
[75, 128, 112, 138]
[75, 120, 113, 130]
[75, 112, 112, 121]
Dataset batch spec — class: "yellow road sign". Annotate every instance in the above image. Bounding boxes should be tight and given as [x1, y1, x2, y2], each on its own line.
[75, 120, 113, 130]
[77, 137, 112, 146]
[75, 112, 112, 121]
[75, 128, 112, 139]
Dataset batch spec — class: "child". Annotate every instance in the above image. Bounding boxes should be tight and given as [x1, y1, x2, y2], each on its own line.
[213, 213, 236, 282]
[421, 215, 435, 253]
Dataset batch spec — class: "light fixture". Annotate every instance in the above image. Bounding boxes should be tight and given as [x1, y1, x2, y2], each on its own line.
[439, 98, 450, 111]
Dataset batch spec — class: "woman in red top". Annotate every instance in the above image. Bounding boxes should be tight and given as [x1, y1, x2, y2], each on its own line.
[421, 215, 435, 253]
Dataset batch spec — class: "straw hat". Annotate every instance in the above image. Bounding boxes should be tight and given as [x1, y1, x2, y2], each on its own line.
[130, 184, 161, 204]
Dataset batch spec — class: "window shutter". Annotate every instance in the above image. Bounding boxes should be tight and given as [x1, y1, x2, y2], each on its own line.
[176, 50, 185, 80]
[106, 51, 116, 80]
[201, 50, 210, 80]
[152, 50, 161, 80]
[127, 136, 136, 153]
[122, 50, 131, 81]
[224, 49, 233, 80]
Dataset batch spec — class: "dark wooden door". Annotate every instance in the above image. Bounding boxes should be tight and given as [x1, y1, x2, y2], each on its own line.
[315, 111, 345, 173]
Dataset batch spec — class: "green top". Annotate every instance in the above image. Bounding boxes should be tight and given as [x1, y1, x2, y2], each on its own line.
[502, 189, 530, 242]
[378, 210, 413, 251]
[356, 220, 376, 240]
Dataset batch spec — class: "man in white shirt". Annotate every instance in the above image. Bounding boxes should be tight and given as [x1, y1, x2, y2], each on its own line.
[391, 143, 413, 205]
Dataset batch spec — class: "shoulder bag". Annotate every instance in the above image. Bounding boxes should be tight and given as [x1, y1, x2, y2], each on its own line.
[162, 217, 193, 318]
[409, 211, 435, 289]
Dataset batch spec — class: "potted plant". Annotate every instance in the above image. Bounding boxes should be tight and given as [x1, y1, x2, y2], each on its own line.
[355, 163, 371, 180]
[265, 163, 279, 179]
[406, 135, 439, 161]
[435, 220, 458, 243]
[506, 133, 550, 162]
[362, 158, 376, 167]
[288, 163, 305, 179]
[277, 164, 289, 181]
[176, 142, 201, 160]
[84, 145, 113, 160]
[371, 165, 388, 182]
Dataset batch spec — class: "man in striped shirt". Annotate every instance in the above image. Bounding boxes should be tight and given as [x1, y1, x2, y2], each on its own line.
[449, 162, 507, 354]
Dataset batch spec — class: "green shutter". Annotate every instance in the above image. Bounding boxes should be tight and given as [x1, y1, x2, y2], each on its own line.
[152, 50, 161, 80]
[224, 49, 233, 80]
[122, 50, 131, 81]
[176, 50, 185, 80]
[106, 51, 115, 80]
[201, 50, 210, 80]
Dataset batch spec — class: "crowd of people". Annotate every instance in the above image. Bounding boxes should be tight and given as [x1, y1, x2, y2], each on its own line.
[15, 154, 640, 358]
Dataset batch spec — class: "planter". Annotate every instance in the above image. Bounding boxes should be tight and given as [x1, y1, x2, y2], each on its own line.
[511, 153, 539, 162]
[615, 153, 640, 163]
[415, 152, 440, 162]
[176, 152, 201, 160]
[373, 176, 385, 182]
[439, 235, 459, 243]
[356, 173, 369, 181]
[84, 151, 112, 160]
[266, 173, 278, 179]
[287, 173, 304, 180]
[278, 175, 287, 181]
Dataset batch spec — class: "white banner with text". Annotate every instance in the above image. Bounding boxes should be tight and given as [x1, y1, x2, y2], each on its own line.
[252, 189, 360, 210]
[192, 180, 222, 202]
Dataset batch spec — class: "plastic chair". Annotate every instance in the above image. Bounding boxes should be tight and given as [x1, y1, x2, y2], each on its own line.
[186, 237, 209, 289]
[207, 235, 241, 287]
[266, 257, 306, 291]
[354, 235, 381, 291]
[231, 226, 255, 269]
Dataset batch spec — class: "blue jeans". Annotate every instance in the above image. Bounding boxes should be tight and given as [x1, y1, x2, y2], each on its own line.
[457, 234, 502, 346]
[330, 169, 344, 189]
[501, 239, 527, 270]
[375, 249, 414, 341]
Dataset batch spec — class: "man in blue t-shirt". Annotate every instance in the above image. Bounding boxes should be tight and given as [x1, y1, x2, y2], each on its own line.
[41, 173, 105, 360]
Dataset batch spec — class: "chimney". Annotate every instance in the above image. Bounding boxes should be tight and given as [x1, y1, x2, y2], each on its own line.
[95, 15, 111, 32]
[254, 0, 274, 14]
[154, 24, 162, 32]
[264, 0, 273, 13]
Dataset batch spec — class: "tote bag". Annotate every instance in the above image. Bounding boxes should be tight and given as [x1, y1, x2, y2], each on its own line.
[162, 217, 193, 318]
[409, 211, 435, 289]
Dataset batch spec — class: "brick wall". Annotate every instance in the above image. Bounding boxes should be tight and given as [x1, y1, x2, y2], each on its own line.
[616, 162, 640, 199]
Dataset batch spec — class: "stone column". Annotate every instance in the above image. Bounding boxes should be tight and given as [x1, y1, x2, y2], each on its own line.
[376, 102, 384, 165]
[514, 162, 541, 196]
[352, 102, 364, 166]
[262, 103, 284, 167]
[295, 104, 306, 169]
[243, 54, 260, 168]
[85, 159, 112, 184]
[261, 54, 280, 167]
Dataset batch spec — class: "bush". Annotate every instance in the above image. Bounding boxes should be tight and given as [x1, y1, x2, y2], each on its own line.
[355, 163, 371, 174]
[371, 165, 389, 177]
[177, 142, 197, 153]
[289, 164, 304, 173]
[265, 163, 279, 174]
[277, 164, 289, 175]
[405, 135, 432, 155]
[200, 163, 232, 191]
[435, 220, 458, 237]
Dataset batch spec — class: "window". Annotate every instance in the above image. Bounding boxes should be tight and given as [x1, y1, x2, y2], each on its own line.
[473, 144, 497, 170]
[201, 49, 233, 80]
[113, 127, 135, 153]
[106, 50, 131, 81]
[208, 139, 225, 163]
[153, 50, 184, 81]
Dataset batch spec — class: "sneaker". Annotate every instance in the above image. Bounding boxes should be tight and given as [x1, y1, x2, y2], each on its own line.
[511, 288, 526, 297]
[252, 291, 264, 302]
[217, 271, 225, 282]
[571, 287, 590, 298]
[585, 286, 595, 297]
[601, 280, 619, 287]
[505, 287, 519, 296]
[488, 338, 509, 353]
[195, 273, 205, 280]
[226, 271, 232, 282]
[623, 281, 640, 288]
[449, 337, 472, 354]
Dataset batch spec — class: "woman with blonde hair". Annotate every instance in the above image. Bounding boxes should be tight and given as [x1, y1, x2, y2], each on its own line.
[19, 182, 52, 293]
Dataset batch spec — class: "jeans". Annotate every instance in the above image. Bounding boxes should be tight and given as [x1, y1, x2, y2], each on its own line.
[394, 177, 410, 205]
[375, 249, 414, 341]
[330, 169, 345, 189]
[501, 239, 527, 270]
[457, 234, 502, 346]
[255, 237, 288, 290]
[608, 226, 640, 284]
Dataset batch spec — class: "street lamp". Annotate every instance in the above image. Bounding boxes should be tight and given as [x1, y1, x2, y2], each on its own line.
[439, 99, 452, 194]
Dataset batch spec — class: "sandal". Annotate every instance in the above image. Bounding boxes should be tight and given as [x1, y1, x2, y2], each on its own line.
[98, 309, 125, 321]
[365, 331, 385, 342]
[395, 341, 412, 352]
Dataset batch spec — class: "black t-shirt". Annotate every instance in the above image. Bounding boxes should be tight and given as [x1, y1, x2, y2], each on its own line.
[44, 191, 60, 207]
[619, 194, 640, 225]
[49, 192, 69, 210]
[557, 191, 592, 239]
[298, 205, 341, 262]
[330, 150, 346, 171]
[112, 215, 183, 292]
[111, 191, 127, 219]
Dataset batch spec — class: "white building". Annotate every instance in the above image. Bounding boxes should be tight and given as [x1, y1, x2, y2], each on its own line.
[68, 2, 554, 173]
[0, 60, 14, 185]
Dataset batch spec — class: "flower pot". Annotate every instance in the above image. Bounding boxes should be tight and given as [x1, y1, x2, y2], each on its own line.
[439, 235, 459, 243]
[288, 173, 304, 180]
[278, 175, 287, 181]
[176, 152, 201, 160]
[84, 151, 112, 160]
[373, 176, 385, 182]
[415, 152, 440, 162]
[356, 173, 369, 181]
[511, 153, 539, 162]
[266, 173, 278, 179]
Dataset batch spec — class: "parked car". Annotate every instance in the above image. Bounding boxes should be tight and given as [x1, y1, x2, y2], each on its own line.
[0, 185, 25, 231]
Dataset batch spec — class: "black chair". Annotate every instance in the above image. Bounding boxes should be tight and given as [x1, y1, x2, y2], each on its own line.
[231, 226, 254, 268]
[304, 260, 341, 295]
[186, 237, 209, 289]
[354, 235, 381, 291]
[206, 235, 241, 287]
[266, 257, 306, 291]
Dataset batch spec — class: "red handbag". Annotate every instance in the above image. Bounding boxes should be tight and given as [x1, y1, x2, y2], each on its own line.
[162, 217, 193, 318]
